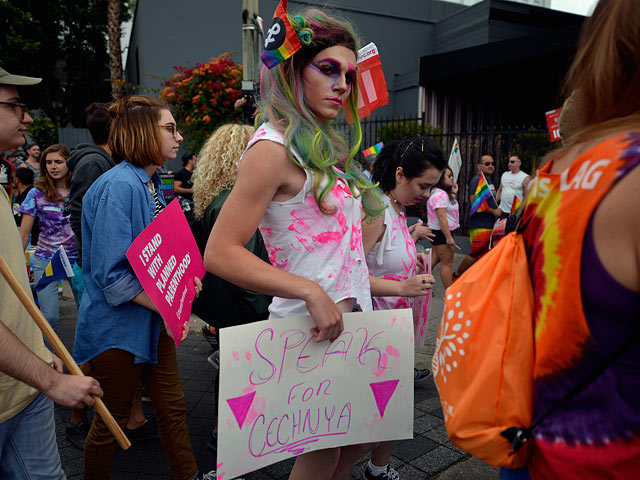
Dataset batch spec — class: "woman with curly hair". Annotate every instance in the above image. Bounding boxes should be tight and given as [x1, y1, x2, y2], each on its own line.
[191, 123, 271, 338]
[19, 143, 78, 334]
[205, 8, 384, 480]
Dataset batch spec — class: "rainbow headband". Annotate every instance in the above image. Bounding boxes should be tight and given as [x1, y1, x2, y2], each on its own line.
[261, 0, 302, 69]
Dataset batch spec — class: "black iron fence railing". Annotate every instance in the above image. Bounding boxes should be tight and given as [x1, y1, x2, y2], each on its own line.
[335, 117, 553, 233]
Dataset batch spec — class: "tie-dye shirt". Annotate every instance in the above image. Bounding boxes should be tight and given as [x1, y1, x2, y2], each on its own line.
[426, 187, 459, 231]
[18, 188, 77, 263]
[243, 123, 372, 318]
[521, 133, 640, 479]
[367, 195, 417, 311]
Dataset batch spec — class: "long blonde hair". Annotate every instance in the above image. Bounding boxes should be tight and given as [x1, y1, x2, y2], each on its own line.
[192, 123, 254, 219]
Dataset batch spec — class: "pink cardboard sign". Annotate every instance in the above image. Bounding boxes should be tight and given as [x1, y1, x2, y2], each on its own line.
[126, 199, 206, 346]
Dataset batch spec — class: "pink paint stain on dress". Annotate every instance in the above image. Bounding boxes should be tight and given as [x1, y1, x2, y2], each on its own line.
[232, 351, 240, 361]
[312, 231, 343, 244]
[261, 227, 273, 238]
[245, 351, 252, 363]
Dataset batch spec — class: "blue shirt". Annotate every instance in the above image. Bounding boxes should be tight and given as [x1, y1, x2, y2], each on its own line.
[73, 161, 165, 365]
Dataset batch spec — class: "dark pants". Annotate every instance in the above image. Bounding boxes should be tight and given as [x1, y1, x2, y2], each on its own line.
[83, 330, 198, 480]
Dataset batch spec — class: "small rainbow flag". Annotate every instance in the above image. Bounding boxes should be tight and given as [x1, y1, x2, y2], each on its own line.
[510, 194, 523, 216]
[470, 172, 494, 216]
[260, 0, 302, 69]
[362, 142, 384, 158]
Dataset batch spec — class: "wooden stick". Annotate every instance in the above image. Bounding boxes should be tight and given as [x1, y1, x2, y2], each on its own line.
[0, 254, 131, 450]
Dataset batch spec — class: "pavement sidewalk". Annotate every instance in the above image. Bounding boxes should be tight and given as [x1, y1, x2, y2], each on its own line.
[54, 237, 498, 479]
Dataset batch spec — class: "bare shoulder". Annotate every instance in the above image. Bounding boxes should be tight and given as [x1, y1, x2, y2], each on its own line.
[593, 159, 640, 291]
[362, 214, 386, 256]
[239, 140, 306, 201]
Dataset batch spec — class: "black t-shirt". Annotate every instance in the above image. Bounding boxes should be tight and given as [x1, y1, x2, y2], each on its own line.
[174, 168, 193, 200]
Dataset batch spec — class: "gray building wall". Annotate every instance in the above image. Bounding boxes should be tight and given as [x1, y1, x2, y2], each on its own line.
[125, 0, 466, 118]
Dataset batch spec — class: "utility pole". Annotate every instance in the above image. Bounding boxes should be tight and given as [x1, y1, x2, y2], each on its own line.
[242, 0, 260, 92]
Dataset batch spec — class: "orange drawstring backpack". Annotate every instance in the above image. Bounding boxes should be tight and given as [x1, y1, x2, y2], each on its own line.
[432, 229, 534, 468]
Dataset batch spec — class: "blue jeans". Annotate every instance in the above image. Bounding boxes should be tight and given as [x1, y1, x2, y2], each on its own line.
[33, 256, 77, 338]
[0, 393, 66, 479]
[501, 467, 531, 479]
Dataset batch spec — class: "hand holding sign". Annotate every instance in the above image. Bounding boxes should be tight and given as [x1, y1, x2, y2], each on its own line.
[126, 199, 206, 346]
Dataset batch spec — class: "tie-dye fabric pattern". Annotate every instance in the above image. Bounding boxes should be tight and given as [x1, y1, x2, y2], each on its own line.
[18, 188, 77, 263]
[521, 133, 640, 479]
[426, 188, 459, 231]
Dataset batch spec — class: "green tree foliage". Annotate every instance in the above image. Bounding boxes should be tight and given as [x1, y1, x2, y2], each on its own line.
[375, 119, 444, 144]
[0, 0, 131, 127]
[27, 112, 58, 148]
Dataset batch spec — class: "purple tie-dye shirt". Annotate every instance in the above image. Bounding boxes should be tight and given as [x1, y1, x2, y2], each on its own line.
[18, 188, 77, 263]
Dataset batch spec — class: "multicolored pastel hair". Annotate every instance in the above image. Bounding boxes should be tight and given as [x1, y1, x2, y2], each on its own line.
[258, 8, 383, 217]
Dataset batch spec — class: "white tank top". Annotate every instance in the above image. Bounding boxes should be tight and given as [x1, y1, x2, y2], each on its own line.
[242, 123, 372, 318]
[366, 195, 417, 311]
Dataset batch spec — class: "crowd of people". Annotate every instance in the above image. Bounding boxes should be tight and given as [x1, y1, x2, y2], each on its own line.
[0, 0, 638, 479]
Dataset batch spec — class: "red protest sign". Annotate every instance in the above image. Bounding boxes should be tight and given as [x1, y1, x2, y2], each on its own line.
[347, 43, 389, 123]
[126, 199, 206, 346]
[545, 108, 563, 142]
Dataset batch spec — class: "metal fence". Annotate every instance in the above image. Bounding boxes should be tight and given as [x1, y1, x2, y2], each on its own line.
[336, 117, 553, 232]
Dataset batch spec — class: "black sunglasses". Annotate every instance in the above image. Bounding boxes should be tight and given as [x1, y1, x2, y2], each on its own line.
[483, 162, 495, 166]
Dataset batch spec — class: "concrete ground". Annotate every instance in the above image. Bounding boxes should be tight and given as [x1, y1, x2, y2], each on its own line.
[53, 234, 498, 479]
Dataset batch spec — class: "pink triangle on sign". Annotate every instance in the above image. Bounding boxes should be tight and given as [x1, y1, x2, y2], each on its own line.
[226, 391, 256, 429]
[369, 379, 400, 418]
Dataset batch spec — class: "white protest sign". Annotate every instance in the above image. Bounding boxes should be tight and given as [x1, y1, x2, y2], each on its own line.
[449, 138, 462, 183]
[217, 309, 414, 479]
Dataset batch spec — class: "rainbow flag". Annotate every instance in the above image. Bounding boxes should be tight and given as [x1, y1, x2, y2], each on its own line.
[470, 172, 494, 216]
[510, 194, 522, 216]
[260, 0, 302, 69]
[362, 142, 384, 158]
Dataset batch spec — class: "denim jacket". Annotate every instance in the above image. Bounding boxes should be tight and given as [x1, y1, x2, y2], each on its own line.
[73, 161, 165, 365]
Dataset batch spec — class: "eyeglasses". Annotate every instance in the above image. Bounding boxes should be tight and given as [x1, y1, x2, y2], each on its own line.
[158, 123, 180, 138]
[508, 160, 517, 164]
[0, 101, 27, 121]
[483, 162, 495, 166]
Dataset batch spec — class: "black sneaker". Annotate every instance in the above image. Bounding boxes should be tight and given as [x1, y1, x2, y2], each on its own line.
[65, 419, 90, 449]
[201, 325, 219, 350]
[124, 416, 159, 443]
[363, 465, 402, 480]
[414, 367, 432, 383]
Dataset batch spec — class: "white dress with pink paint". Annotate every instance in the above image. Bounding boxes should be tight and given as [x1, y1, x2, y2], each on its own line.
[366, 195, 417, 311]
[242, 123, 372, 318]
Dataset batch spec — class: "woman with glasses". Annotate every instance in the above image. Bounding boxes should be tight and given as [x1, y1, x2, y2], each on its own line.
[19, 144, 77, 335]
[72, 96, 205, 480]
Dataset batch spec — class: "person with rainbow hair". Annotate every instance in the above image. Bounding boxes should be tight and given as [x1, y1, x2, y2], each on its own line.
[205, 7, 386, 480]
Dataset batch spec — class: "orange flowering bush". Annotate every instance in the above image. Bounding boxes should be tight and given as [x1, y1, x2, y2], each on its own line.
[160, 53, 243, 150]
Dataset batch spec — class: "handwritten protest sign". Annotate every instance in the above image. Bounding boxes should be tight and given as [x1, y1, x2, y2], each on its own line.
[217, 309, 414, 479]
[126, 199, 205, 346]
